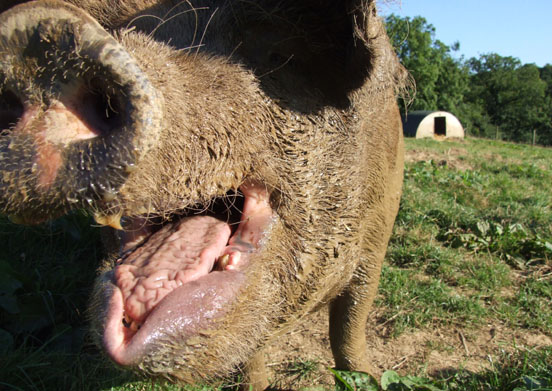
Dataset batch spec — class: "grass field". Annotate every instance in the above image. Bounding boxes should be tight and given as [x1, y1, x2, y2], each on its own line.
[1, 138, 551, 390]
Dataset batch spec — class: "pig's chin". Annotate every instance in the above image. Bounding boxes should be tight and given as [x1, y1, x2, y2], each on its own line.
[101, 182, 274, 366]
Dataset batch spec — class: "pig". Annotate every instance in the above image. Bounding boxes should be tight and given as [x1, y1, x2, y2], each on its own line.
[0, 0, 407, 389]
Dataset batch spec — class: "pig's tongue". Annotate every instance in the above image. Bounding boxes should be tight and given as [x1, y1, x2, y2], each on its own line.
[103, 182, 274, 365]
[114, 215, 240, 325]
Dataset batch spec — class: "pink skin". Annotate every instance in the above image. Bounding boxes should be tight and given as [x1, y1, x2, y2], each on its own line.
[12, 83, 102, 189]
[104, 269, 246, 366]
[114, 216, 232, 322]
[39, 99, 100, 145]
[103, 181, 275, 364]
[33, 99, 98, 187]
[11, 104, 67, 188]
[227, 181, 274, 250]
[110, 181, 274, 333]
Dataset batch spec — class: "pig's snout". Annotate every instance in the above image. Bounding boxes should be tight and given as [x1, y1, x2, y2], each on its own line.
[0, 1, 163, 222]
[2, 78, 123, 148]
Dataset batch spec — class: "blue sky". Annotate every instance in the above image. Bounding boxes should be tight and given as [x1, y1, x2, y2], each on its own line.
[379, 0, 552, 67]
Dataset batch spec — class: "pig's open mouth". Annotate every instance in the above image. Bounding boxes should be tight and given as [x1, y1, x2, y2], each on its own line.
[0, 0, 279, 369]
[101, 181, 275, 365]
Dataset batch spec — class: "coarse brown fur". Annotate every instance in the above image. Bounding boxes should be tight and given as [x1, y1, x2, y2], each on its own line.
[0, 1, 408, 389]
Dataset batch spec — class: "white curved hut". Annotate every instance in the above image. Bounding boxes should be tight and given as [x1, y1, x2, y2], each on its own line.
[402, 111, 464, 140]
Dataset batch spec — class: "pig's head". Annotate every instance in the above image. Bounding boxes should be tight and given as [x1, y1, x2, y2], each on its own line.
[0, 0, 406, 385]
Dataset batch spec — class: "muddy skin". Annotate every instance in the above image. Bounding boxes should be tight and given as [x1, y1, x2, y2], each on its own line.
[0, 1, 408, 389]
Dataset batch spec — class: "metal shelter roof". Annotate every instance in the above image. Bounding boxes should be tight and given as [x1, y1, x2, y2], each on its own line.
[401, 110, 434, 137]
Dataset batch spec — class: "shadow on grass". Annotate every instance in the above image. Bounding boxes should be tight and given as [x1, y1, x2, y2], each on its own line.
[430, 347, 552, 391]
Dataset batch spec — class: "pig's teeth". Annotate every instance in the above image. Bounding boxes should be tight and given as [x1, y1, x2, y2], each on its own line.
[216, 252, 242, 271]
[217, 254, 230, 269]
[122, 312, 132, 328]
[94, 212, 123, 230]
[129, 321, 140, 332]
[122, 313, 141, 331]
[227, 251, 241, 270]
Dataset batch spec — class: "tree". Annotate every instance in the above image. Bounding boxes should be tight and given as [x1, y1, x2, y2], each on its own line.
[385, 14, 552, 145]
[385, 15, 469, 116]
[539, 65, 552, 97]
[466, 54, 549, 143]
[538, 65, 552, 145]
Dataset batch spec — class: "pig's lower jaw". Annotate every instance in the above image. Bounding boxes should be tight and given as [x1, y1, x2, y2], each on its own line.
[101, 182, 274, 366]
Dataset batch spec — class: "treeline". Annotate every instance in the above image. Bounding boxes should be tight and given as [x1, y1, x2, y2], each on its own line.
[386, 15, 552, 146]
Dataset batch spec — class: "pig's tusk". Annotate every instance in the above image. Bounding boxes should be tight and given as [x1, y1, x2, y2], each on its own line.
[94, 211, 123, 230]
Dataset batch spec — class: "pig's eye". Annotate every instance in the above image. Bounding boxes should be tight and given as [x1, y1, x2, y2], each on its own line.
[79, 78, 124, 136]
[0, 89, 24, 131]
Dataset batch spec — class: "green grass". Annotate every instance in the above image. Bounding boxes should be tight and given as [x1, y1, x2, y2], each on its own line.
[377, 266, 488, 336]
[1, 137, 551, 390]
[374, 138, 551, 390]
[334, 347, 552, 391]
[379, 139, 552, 340]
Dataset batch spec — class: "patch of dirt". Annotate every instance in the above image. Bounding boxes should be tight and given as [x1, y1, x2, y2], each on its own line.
[405, 148, 472, 171]
[481, 152, 523, 166]
[265, 309, 335, 389]
[264, 306, 552, 390]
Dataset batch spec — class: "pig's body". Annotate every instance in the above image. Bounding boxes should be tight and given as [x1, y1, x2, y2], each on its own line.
[0, 1, 407, 389]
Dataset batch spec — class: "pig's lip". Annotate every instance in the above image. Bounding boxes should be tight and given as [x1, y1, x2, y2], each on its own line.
[102, 181, 274, 365]
[103, 269, 247, 366]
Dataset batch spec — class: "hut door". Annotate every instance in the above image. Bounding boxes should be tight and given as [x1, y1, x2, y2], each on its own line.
[434, 116, 447, 136]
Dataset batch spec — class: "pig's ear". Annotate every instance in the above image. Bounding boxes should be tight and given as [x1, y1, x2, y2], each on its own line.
[234, 0, 383, 107]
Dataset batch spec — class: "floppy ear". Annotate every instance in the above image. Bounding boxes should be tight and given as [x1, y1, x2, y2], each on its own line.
[232, 0, 382, 107]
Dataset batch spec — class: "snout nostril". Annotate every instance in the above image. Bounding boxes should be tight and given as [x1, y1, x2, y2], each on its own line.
[0, 90, 24, 132]
[78, 78, 124, 136]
